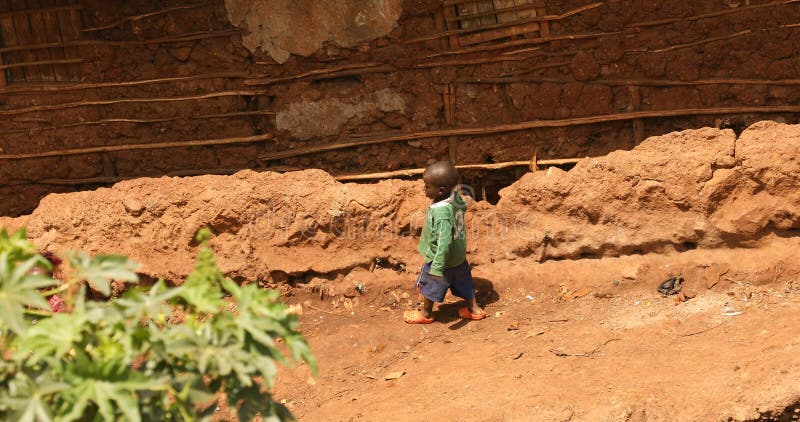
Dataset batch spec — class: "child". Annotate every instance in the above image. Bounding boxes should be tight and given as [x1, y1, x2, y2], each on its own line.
[403, 161, 486, 324]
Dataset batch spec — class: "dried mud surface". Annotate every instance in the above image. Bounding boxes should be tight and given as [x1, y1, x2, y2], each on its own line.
[2, 122, 800, 420]
[3, 121, 798, 283]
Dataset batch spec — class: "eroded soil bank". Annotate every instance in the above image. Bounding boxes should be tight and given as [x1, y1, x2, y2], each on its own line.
[1, 122, 799, 420]
[2, 121, 797, 285]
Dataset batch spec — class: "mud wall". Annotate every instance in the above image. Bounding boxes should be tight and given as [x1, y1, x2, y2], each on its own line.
[2, 0, 800, 216]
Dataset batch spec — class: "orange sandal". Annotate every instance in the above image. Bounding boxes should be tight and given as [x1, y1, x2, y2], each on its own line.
[458, 307, 487, 320]
[403, 310, 434, 324]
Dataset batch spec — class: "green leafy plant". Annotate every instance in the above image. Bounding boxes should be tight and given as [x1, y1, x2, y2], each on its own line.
[0, 228, 315, 421]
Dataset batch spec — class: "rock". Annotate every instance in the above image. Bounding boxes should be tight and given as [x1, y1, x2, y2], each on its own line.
[122, 197, 144, 217]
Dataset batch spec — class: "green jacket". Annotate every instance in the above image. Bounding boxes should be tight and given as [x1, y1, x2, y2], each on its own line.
[417, 191, 467, 276]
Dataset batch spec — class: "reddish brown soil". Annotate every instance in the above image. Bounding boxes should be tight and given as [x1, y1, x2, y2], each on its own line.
[271, 241, 800, 421]
[2, 122, 799, 420]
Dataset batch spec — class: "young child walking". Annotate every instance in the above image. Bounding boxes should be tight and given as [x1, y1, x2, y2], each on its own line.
[403, 161, 486, 324]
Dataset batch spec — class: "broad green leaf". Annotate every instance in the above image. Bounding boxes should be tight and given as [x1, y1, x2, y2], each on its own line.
[0, 228, 37, 263]
[16, 312, 86, 361]
[116, 280, 182, 323]
[68, 252, 140, 297]
[0, 253, 58, 334]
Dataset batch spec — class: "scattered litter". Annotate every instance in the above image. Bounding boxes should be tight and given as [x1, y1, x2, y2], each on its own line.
[657, 276, 684, 295]
[526, 295, 535, 301]
[549, 338, 621, 358]
[634, 300, 641, 306]
[569, 288, 592, 299]
[285, 304, 303, 315]
[524, 331, 546, 339]
[353, 281, 367, 294]
[384, 370, 405, 380]
[507, 321, 520, 331]
[720, 305, 742, 316]
[511, 352, 524, 360]
[494, 311, 504, 318]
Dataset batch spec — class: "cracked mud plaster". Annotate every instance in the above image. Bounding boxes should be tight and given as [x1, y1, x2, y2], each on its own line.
[224, 0, 403, 63]
[276, 88, 406, 139]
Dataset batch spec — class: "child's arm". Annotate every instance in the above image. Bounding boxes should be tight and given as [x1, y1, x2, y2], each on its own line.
[428, 213, 454, 277]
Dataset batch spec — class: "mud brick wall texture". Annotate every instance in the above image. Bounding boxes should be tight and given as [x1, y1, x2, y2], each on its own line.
[1, 0, 800, 216]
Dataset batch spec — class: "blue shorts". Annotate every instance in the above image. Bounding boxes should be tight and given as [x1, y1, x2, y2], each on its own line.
[415, 260, 475, 303]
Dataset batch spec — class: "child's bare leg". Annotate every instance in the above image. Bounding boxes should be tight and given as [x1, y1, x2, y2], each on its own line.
[465, 296, 485, 316]
[420, 297, 435, 319]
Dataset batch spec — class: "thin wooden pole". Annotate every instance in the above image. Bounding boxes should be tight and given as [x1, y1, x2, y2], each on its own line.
[0, 46, 6, 88]
[0, 134, 272, 160]
[19, 158, 584, 186]
[335, 159, 583, 181]
[416, 52, 557, 68]
[0, 72, 247, 94]
[259, 106, 800, 161]
[0, 58, 83, 70]
[457, 76, 800, 86]
[0, 110, 274, 136]
[436, 31, 624, 57]
[627, 85, 645, 144]
[536, 5, 550, 37]
[629, 30, 752, 54]
[627, 0, 800, 28]
[245, 62, 387, 85]
[0, 29, 239, 54]
[0, 90, 265, 116]
[83, 3, 207, 32]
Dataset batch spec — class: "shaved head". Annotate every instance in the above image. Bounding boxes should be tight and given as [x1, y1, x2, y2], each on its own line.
[423, 161, 459, 192]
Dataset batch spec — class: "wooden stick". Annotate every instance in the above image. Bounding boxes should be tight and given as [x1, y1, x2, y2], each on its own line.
[0, 111, 274, 136]
[83, 3, 207, 32]
[406, 3, 603, 44]
[335, 159, 584, 181]
[259, 106, 800, 161]
[0, 134, 272, 160]
[630, 29, 752, 54]
[502, 61, 572, 77]
[0, 90, 265, 116]
[416, 53, 550, 68]
[0, 58, 83, 71]
[245, 62, 386, 85]
[18, 158, 581, 186]
[435, 31, 624, 57]
[457, 76, 800, 86]
[0, 45, 6, 88]
[627, 0, 800, 28]
[0, 72, 247, 95]
[0, 30, 239, 54]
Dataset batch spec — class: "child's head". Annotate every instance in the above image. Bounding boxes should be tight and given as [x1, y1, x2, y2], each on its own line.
[422, 161, 459, 201]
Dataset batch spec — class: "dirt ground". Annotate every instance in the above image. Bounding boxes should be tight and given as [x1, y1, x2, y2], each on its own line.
[2, 122, 799, 421]
[269, 237, 800, 422]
